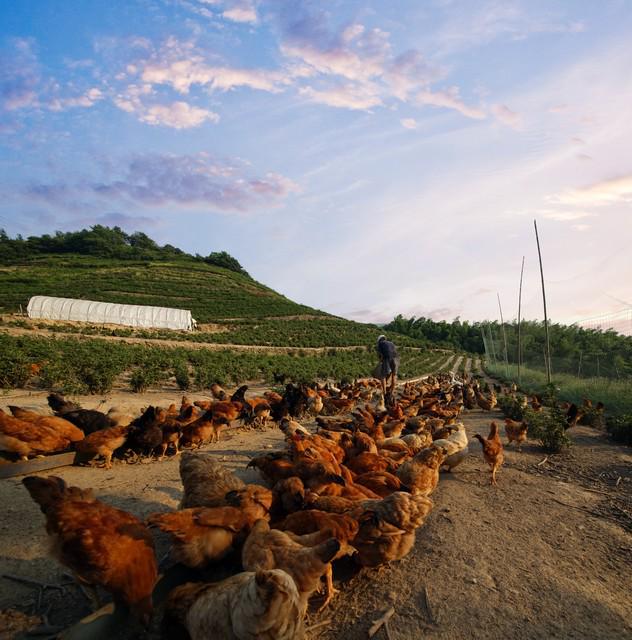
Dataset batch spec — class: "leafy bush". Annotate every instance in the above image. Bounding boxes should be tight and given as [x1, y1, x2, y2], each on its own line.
[605, 415, 632, 446]
[173, 362, 191, 391]
[497, 394, 525, 421]
[130, 367, 163, 393]
[523, 405, 570, 453]
[78, 362, 118, 394]
[0, 358, 31, 388]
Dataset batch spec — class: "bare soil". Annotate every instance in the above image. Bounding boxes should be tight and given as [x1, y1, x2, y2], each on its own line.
[0, 389, 631, 640]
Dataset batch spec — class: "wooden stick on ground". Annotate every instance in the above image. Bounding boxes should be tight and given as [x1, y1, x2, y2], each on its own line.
[305, 619, 332, 635]
[368, 607, 395, 638]
[422, 584, 437, 626]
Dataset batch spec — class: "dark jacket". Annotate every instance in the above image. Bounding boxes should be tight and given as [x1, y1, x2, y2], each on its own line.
[377, 339, 398, 361]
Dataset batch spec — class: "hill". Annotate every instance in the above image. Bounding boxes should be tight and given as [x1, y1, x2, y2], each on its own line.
[0, 227, 442, 392]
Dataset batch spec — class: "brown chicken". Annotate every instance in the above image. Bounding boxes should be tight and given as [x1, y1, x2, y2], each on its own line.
[181, 412, 228, 448]
[179, 452, 245, 509]
[395, 445, 447, 496]
[147, 506, 249, 568]
[8, 406, 85, 443]
[223, 484, 274, 523]
[0, 410, 74, 458]
[74, 424, 129, 469]
[164, 570, 304, 640]
[276, 511, 359, 609]
[475, 390, 497, 411]
[303, 492, 359, 514]
[345, 451, 396, 475]
[242, 519, 344, 613]
[247, 451, 296, 485]
[504, 418, 528, 450]
[23, 476, 157, 626]
[354, 471, 403, 497]
[473, 422, 504, 485]
[272, 477, 306, 516]
[351, 492, 434, 567]
[210, 383, 228, 400]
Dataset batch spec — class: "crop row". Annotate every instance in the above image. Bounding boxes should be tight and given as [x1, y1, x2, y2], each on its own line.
[0, 256, 323, 321]
[2, 317, 426, 349]
[0, 334, 444, 394]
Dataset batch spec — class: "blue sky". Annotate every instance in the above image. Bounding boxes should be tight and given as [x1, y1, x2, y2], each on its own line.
[1, 0, 631, 325]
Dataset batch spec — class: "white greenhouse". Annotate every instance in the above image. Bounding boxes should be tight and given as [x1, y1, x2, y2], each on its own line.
[27, 296, 196, 331]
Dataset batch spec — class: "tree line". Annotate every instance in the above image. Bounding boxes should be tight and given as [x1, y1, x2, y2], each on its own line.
[385, 315, 632, 379]
[0, 226, 250, 277]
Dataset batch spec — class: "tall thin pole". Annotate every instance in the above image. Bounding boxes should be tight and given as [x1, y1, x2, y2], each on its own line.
[488, 325, 497, 364]
[534, 220, 552, 384]
[497, 292, 509, 378]
[517, 256, 525, 384]
[480, 328, 488, 363]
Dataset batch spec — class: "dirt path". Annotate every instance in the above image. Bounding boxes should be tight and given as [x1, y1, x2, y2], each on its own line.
[0, 395, 630, 639]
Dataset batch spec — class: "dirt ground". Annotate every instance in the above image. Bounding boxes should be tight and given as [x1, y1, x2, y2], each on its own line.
[0, 387, 631, 640]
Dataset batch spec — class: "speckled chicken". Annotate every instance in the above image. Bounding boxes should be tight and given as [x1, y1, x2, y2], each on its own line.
[164, 569, 304, 640]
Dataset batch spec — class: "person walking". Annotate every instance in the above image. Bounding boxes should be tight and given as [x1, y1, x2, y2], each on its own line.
[375, 335, 399, 398]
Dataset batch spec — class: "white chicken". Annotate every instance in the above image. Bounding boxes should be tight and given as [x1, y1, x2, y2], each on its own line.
[433, 422, 468, 472]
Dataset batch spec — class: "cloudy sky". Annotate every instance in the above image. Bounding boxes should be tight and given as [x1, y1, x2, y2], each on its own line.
[1, 1, 631, 326]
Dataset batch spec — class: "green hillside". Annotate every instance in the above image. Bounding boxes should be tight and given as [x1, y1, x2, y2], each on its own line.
[0, 227, 425, 349]
[0, 255, 321, 321]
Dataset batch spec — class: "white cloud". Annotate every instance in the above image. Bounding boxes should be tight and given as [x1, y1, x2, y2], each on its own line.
[400, 118, 418, 130]
[299, 84, 382, 110]
[47, 87, 104, 111]
[491, 103, 523, 129]
[549, 175, 632, 206]
[114, 84, 218, 128]
[137, 38, 285, 94]
[417, 87, 486, 120]
[140, 101, 219, 128]
[222, 0, 257, 24]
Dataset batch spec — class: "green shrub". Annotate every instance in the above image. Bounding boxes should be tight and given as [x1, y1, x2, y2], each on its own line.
[497, 395, 525, 421]
[605, 415, 632, 446]
[0, 358, 31, 388]
[40, 361, 85, 394]
[130, 367, 163, 393]
[174, 362, 190, 391]
[523, 405, 570, 453]
[78, 362, 118, 394]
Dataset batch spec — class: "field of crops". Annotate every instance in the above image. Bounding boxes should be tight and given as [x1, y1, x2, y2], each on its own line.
[0, 333, 447, 394]
[0, 255, 323, 321]
[1, 316, 427, 349]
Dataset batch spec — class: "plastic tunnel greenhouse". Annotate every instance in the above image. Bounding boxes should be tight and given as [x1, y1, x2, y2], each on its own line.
[26, 296, 195, 331]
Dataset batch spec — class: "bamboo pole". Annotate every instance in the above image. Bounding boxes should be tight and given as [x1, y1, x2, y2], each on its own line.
[497, 292, 509, 378]
[534, 220, 552, 384]
[488, 325, 497, 364]
[517, 256, 525, 384]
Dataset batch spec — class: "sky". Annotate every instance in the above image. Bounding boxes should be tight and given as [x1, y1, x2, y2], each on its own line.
[1, 0, 631, 327]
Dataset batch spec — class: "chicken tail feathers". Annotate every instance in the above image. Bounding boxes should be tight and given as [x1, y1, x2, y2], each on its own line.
[22, 476, 67, 513]
[315, 538, 341, 564]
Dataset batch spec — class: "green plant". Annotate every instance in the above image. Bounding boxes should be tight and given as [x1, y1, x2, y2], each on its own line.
[605, 414, 632, 445]
[523, 406, 571, 453]
[130, 367, 163, 393]
[0, 358, 30, 388]
[497, 394, 525, 421]
[174, 362, 191, 390]
[78, 362, 118, 394]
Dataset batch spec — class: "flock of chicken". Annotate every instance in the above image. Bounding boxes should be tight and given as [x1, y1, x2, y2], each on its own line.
[0, 383, 347, 466]
[16, 373, 518, 639]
